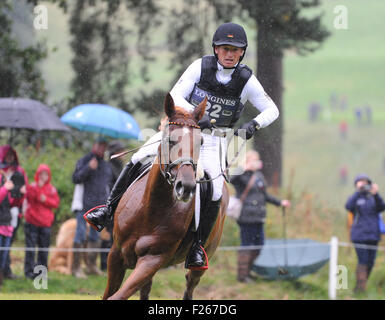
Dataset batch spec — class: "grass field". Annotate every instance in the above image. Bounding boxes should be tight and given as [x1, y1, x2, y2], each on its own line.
[2, 232, 385, 300]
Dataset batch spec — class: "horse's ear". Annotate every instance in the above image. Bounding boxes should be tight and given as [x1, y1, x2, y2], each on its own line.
[164, 92, 176, 118]
[193, 96, 207, 122]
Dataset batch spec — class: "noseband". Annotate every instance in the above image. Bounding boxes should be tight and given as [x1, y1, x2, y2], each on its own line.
[159, 121, 200, 185]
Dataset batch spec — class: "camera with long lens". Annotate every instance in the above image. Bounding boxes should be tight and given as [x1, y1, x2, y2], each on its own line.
[10, 171, 25, 199]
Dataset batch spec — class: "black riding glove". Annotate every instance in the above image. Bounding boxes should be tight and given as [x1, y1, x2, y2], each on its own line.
[198, 114, 213, 130]
[234, 120, 260, 140]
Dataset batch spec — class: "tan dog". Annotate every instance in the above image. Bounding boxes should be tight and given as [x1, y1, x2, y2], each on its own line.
[49, 218, 111, 275]
[49, 218, 78, 275]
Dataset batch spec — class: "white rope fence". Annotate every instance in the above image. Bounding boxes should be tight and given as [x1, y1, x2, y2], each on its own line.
[1, 237, 383, 300]
[0, 239, 380, 253]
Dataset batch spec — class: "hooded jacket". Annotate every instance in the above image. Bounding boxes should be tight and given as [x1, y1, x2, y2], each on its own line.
[25, 164, 60, 228]
[345, 190, 385, 242]
[0, 176, 11, 226]
[0, 145, 28, 208]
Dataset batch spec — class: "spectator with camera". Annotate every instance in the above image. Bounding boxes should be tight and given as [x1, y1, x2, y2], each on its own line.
[345, 173, 385, 293]
[0, 172, 20, 287]
[0, 145, 27, 279]
[71, 138, 113, 278]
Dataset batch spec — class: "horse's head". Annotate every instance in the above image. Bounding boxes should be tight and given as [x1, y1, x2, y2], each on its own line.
[160, 93, 206, 202]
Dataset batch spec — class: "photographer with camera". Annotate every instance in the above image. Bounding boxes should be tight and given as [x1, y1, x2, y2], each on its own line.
[345, 173, 385, 293]
[0, 173, 17, 287]
[0, 145, 27, 280]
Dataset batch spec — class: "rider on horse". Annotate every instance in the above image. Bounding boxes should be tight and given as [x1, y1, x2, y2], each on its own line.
[84, 22, 279, 270]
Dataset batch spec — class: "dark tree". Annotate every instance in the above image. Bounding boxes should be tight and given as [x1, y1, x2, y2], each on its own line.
[238, 0, 330, 186]
[167, 0, 212, 78]
[0, 0, 48, 101]
[27, 0, 160, 114]
[67, 0, 160, 112]
[168, 0, 329, 186]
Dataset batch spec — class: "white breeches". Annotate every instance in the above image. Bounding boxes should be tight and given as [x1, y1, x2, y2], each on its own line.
[130, 131, 227, 201]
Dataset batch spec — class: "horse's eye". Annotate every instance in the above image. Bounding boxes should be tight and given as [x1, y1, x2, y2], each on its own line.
[200, 137, 204, 145]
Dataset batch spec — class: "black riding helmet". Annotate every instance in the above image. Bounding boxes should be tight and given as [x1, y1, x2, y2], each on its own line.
[212, 22, 248, 63]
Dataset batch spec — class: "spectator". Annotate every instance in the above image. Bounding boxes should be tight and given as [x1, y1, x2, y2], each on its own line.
[0, 145, 27, 280]
[71, 138, 113, 278]
[24, 164, 60, 279]
[364, 104, 372, 124]
[355, 108, 362, 125]
[345, 174, 385, 293]
[339, 121, 348, 139]
[308, 102, 321, 122]
[339, 166, 348, 185]
[340, 95, 348, 111]
[230, 150, 291, 282]
[330, 92, 337, 110]
[0, 172, 18, 287]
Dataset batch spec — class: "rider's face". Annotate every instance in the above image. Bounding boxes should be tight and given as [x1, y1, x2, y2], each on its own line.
[215, 45, 244, 68]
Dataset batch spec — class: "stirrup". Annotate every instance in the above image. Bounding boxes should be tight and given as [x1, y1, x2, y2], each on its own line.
[83, 205, 108, 232]
[186, 244, 209, 271]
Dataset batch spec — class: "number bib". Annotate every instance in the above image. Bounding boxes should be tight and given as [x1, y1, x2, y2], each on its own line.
[189, 84, 243, 127]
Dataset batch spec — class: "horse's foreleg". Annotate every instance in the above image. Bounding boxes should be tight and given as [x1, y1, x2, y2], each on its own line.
[183, 269, 205, 300]
[108, 255, 164, 300]
[140, 279, 153, 300]
[102, 245, 125, 300]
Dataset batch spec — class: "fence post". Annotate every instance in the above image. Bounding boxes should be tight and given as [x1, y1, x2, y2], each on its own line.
[328, 236, 339, 300]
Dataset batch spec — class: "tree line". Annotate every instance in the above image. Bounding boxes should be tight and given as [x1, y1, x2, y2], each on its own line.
[1, 0, 329, 185]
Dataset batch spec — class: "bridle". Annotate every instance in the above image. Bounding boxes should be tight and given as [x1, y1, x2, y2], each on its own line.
[159, 121, 201, 185]
[111, 121, 248, 185]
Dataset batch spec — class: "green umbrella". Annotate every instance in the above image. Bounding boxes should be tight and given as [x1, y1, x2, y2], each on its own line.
[252, 208, 330, 280]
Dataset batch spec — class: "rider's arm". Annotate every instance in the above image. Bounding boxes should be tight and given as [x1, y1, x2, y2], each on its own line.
[241, 75, 279, 128]
[170, 58, 202, 113]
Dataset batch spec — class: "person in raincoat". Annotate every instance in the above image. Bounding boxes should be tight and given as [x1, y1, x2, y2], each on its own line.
[0, 172, 18, 287]
[345, 173, 385, 292]
[24, 164, 60, 279]
[0, 145, 27, 279]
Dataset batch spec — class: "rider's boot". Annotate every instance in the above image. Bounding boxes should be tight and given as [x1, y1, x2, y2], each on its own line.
[84, 161, 135, 232]
[185, 198, 221, 270]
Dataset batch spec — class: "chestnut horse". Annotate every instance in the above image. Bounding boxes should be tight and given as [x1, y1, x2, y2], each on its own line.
[102, 93, 229, 300]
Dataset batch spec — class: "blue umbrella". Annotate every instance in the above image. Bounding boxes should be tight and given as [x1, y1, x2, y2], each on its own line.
[60, 104, 141, 140]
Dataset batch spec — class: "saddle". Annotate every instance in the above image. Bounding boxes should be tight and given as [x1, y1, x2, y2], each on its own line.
[131, 162, 217, 245]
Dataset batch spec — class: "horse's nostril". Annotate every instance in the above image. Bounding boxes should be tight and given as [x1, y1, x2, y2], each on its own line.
[175, 181, 184, 196]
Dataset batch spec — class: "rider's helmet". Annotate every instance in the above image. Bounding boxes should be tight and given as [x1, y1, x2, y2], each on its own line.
[212, 22, 248, 62]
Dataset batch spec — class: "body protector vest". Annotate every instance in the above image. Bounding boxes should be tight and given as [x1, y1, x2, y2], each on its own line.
[189, 55, 252, 128]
